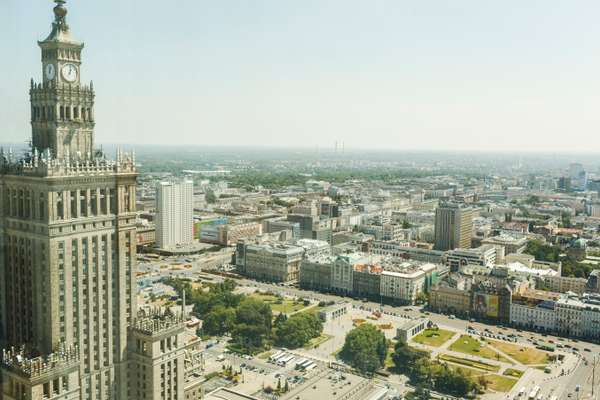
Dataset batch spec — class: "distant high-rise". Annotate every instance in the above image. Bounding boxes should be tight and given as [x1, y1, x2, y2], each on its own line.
[568, 163, 587, 191]
[434, 203, 473, 251]
[156, 180, 193, 248]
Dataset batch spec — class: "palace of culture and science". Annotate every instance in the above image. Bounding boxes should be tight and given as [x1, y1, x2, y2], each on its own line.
[0, 2, 204, 399]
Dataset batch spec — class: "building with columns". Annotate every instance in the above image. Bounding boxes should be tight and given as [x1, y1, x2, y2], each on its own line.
[0, 2, 137, 399]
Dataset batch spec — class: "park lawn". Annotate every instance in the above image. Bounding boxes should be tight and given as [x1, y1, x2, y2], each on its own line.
[304, 334, 333, 349]
[446, 364, 487, 378]
[449, 335, 511, 363]
[438, 353, 500, 372]
[483, 374, 519, 392]
[488, 340, 548, 365]
[412, 328, 455, 347]
[299, 304, 326, 316]
[249, 293, 308, 314]
[503, 368, 524, 378]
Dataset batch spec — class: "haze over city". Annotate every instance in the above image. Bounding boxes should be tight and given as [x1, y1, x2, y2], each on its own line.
[3, 2, 600, 400]
[3, 0, 600, 151]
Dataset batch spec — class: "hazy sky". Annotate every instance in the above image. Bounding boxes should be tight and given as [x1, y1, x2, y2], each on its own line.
[3, 0, 600, 151]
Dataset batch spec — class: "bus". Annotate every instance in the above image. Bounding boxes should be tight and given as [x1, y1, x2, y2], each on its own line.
[528, 386, 540, 400]
[304, 363, 317, 372]
[272, 352, 288, 362]
[280, 356, 295, 367]
[299, 359, 313, 369]
[270, 351, 284, 362]
[518, 387, 526, 397]
[278, 355, 294, 366]
[295, 358, 307, 369]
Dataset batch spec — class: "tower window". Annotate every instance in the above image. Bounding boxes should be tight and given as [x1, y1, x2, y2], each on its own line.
[60, 106, 65, 120]
[74, 107, 79, 119]
[66, 107, 71, 120]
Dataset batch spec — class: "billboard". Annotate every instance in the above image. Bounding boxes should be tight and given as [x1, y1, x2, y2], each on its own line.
[473, 293, 499, 318]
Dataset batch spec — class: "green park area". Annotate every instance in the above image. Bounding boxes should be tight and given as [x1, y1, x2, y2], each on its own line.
[503, 368, 524, 378]
[412, 328, 455, 347]
[482, 374, 519, 392]
[438, 354, 500, 372]
[304, 334, 333, 349]
[249, 292, 310, 314]
[489, 340, 549, 365]
[449, 335, 511, 363]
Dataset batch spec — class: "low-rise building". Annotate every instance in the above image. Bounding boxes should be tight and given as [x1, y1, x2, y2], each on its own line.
[481, 234, 527, 259]
[542, 275, 588, 295]
[332, 253, 367, 294]
[429, 283, 471, 316]
[372, 241, 444, 264]
[445, 245, 498, 271]
[240, 242, 304, 282]
[300, 256, 335, 292]
[510, 290, 560, 332]
[353, 263, 383, 300]
[380, 261, 437, 305]
[397, 318, 430, 342]
[318, 303, 351, 322]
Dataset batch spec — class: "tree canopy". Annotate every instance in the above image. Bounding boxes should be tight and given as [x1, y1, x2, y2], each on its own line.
[392, 341, 478, 397]
[340, 324, 387, 374]
[231, 298, 273, 353]
[275, 313, 323, 348]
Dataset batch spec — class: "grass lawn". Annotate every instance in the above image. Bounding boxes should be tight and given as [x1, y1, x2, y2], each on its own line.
[257, 350, 273, 360]
[412, 328, 455, 347]
[449, 335, 511, 363]
[503, 368, 524, 378]
[438, 354, 500, 372]
[299, 304, 325, 315]
[249, 293, 309, 314]
[483, 374, 519, 392]
[446, 364, 486, 377]
[489, 340, 549, 365]
[304, 334, 333, 349]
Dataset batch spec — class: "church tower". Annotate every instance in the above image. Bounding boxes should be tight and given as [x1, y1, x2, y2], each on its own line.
[0, 2, 138, 399]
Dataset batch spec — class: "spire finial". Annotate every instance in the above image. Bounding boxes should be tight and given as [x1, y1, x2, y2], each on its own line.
[53, 0, 68, 26]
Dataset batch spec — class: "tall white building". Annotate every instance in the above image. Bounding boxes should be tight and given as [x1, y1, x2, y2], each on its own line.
[156, 180, 193, 248]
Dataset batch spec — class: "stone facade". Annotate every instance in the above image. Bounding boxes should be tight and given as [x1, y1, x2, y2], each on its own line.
[0, 3, 136, 399]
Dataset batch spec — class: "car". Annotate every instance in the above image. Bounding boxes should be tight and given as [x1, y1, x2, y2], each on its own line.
[584, 348, 591, 352]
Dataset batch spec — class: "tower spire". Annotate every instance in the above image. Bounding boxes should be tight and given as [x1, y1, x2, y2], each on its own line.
[43, 0, 73, 42]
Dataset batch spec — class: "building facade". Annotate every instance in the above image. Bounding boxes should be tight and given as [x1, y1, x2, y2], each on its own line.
[155, 180, 193, 249]
[0, 3, 137, 399]
[434, 203, 473, 251]
[240, 243, 304, 282]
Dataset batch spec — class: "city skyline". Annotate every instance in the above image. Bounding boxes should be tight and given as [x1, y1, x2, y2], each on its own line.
[3, 0, 600, 152]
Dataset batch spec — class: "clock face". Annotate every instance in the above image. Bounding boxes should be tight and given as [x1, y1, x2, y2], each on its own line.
[61, 63, 78, 83]
[45, 64, 56, 80]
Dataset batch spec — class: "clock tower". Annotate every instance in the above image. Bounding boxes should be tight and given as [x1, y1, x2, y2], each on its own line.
[1, 2, 138, 399]
[31, 0, 95, 161]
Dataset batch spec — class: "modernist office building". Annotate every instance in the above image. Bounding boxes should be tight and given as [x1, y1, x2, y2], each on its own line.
[155, 180, 194, 249]
[433, 203, 473, 251]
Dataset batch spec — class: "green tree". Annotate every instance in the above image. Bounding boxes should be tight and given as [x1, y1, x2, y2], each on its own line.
[231, 298, 273, 353]
[340, 324, 387, 374]
[524, 240, 560, 262]
[205, 189, 217, 204]
[276, 313, 323, 348]
[412, 385, 431, 400]
[202, 306, 236, 336]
